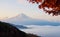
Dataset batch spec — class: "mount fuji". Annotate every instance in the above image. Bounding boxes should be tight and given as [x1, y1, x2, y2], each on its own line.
[1, 13, 60, 26]
[2, 13, 30, 25]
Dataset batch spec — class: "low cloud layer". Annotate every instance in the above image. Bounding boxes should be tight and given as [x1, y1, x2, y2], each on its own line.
[20, 25, 60, 37]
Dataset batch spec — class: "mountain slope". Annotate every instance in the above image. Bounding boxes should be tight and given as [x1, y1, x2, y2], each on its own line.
[2, 13, 30, 25]
[1, 13, 60, 26]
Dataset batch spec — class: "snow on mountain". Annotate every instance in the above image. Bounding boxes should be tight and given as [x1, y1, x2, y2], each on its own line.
[1, 13, 60, 26]
[1, 13, 30, 25]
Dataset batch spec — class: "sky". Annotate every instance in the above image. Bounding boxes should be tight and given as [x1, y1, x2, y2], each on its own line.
[0, 0, 60, 22]
[0, 0, 60, 37]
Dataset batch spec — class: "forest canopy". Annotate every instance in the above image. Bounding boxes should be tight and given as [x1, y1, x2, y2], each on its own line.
[28, 0, 60, 16]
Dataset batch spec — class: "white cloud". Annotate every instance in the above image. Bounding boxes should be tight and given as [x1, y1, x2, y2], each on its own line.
[20, 25, 60, 37]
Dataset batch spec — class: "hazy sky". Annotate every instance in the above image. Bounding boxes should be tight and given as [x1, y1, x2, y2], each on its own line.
[0, 0, 60, 22]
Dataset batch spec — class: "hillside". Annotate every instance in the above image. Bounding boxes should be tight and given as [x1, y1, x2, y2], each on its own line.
[0, 21, 40, 37]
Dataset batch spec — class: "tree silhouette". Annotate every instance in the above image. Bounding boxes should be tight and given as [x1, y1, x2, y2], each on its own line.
[0, 21, 40, 37]
[28, 0, 60, 16]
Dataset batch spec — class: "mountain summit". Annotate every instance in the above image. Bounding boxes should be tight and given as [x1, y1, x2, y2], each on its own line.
[1, 13, 30, 25]
[1, 13, 60, 26]
[14, 13, 29, 19]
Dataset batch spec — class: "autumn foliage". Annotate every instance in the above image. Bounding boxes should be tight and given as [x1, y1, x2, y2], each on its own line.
[28, 0, 60, 16]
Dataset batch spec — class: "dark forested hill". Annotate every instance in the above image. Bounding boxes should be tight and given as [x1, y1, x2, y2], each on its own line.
[0, 21, 40, 37]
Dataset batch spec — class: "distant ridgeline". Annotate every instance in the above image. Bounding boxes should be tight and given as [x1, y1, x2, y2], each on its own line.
[0, 21, 40, 37]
